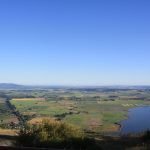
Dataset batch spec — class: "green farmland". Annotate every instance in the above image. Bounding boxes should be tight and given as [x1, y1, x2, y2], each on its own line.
[10, 89, 150, 133]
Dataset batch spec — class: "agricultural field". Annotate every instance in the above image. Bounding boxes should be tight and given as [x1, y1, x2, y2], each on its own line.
[9, 89, 150, 133]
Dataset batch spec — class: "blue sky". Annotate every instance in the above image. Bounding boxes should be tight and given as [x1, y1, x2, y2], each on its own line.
[0, 0, 150, 85]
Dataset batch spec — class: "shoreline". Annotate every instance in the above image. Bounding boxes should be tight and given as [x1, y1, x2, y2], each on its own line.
[108, 105, 150, 136]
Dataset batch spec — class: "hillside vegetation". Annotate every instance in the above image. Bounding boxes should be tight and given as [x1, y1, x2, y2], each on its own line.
[16, 119, 98, 149]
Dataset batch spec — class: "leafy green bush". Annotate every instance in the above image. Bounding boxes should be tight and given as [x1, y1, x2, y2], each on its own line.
[16, 119, 98, 149]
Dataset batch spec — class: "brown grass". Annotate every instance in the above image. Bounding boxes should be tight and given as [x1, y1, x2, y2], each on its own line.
[0, 129, 17, 136]
[12, 98, 45, 101]
[102, 124, 120, 132]
[28, 117, 56, 125]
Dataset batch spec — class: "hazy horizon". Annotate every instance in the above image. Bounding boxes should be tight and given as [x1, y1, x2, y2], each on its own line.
[1, 82, 150, 87]
[0, 0, 150, 85]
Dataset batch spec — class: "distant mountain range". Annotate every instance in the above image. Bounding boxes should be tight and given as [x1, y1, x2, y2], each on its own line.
[0, 83, 25, 90]
[0, 83, 66, 90]
[0, 83, 150, 90]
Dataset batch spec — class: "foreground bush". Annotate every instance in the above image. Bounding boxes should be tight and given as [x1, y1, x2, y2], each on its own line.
[141, 130, 150, 141]
[16, 119, 98, 149]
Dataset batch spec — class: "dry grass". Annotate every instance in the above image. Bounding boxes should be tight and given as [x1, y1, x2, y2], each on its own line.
[12, 98, 45, 101]
[4, 118, 19, 124]
[28, 117, 56, 125]
[0, 129, 17, 136]
[102, 124, 120, 132]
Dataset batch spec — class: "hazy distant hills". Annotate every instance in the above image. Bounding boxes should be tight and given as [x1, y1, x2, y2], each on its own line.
[0, 83, 62, 90]
[0, 83, 150, 90]
[0, 83, 25, 90]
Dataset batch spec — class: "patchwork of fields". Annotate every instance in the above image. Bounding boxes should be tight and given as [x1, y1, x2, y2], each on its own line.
[0, 89, 150, 135]
[10, 89, 150, 133]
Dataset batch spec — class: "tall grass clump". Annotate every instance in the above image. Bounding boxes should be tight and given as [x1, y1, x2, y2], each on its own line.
[16, 119, 98, 149]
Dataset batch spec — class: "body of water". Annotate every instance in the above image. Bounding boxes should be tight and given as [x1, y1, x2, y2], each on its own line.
[120, 106, 150, 135]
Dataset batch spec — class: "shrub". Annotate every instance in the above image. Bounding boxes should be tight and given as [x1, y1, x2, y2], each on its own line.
[141, 130, 150, 141]
[15, 119, 97, 149]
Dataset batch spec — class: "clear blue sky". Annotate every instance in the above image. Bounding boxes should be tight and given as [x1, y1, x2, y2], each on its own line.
[0, 0, 150, 85]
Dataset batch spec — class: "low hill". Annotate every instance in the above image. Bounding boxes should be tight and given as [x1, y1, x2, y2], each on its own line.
[0, 83, 25, 90]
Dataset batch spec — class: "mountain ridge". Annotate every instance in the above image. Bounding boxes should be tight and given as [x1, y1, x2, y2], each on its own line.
[0, 83, 150, 90]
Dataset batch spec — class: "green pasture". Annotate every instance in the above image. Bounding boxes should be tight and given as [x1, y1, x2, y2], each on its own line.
[10, 94, 150, 132]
